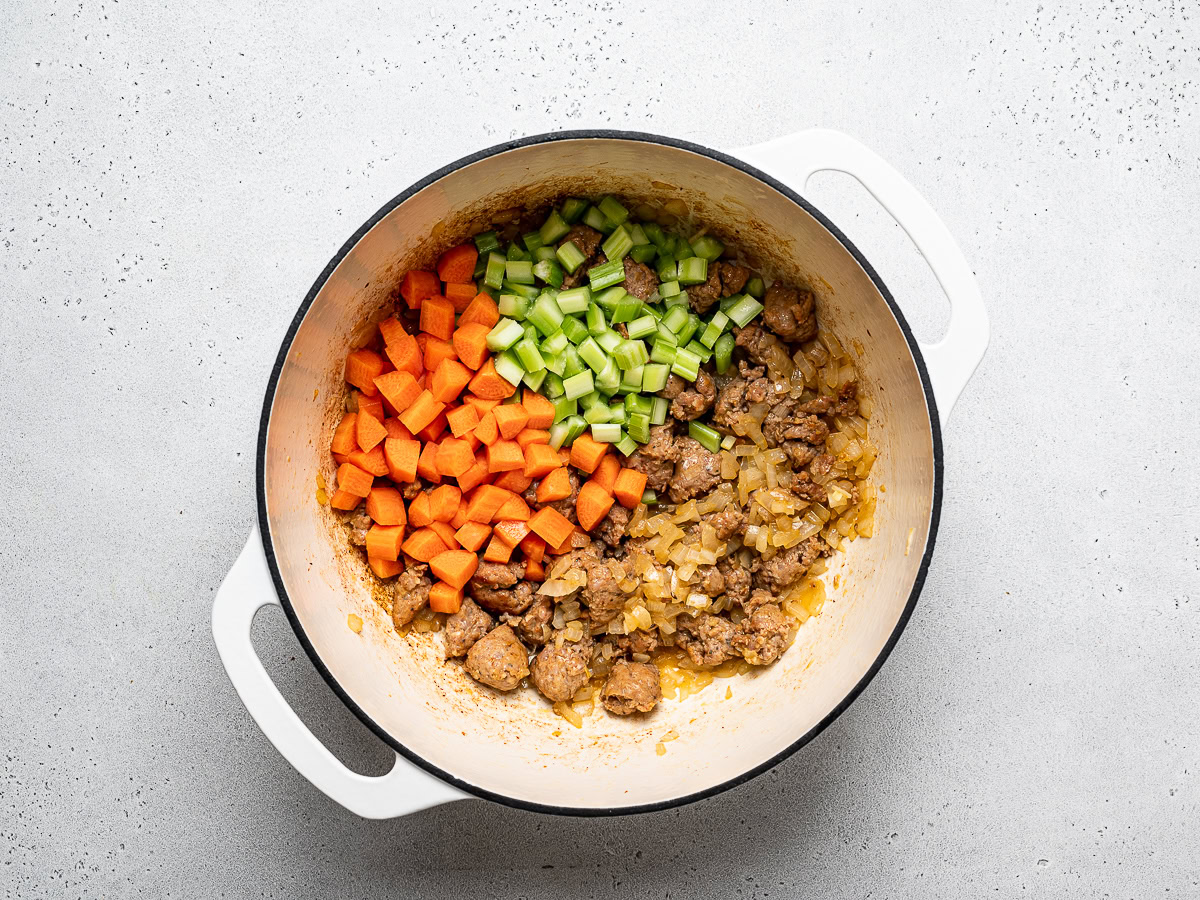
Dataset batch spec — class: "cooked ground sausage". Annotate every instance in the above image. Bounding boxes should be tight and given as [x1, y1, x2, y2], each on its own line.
[762, 399, 830, 446]
[471, 560, 523, 589]
[732, 604, 791, 665]
[600, 660, 662, 715]
[464, 624, 530, 691]
[676, 613, 738, 666]
[686, 265, 722, 315]
[659, 373, 686, 400]
[529, 632, 593, 702]
[717, 556, 752, 607]
[754, 536, 826, 594]
[594, 503, 631, 547]
[515, 596, 553, 646]
[470, 579, 537, 616]
[762, 284, 818, 343]
[707, 506, 746, 541]
[790, 471, 827, 503]
[581, 557, 624, 625]
[669, 369, 716, 421]
[343, 508, 372, 546]
[718, 261, 751, 296]
[615, 629, 660, 656]
[624, 423, 679, 492]
[734, 323, 786, 369]
[668, 436, 723, 503]
[443, 597, 493, 658]
[622, 256, 659, 300]
[392, 565, 432, 627]
[782, 440, 822, 468]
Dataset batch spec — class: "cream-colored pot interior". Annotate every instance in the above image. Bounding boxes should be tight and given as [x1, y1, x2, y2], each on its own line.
[261, 136, 937, 811]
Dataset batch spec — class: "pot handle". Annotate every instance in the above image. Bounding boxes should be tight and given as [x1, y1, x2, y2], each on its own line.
[734, 129, 988, 426]
[211, 523, 468, 819]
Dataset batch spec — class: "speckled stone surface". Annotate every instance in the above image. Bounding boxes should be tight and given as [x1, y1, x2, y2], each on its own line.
[3, 1, 1198, 897]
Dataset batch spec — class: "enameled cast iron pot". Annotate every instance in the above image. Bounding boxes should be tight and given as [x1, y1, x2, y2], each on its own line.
[212, 129, 988, 818]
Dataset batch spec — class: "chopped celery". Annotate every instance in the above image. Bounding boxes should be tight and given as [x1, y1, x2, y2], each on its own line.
[590, 423, 622, 443]
[677, 257, 708, 285]
[671, 346, 701, 381]
[535, 246, 558, 263]
[690, 235, 724, 262]
[626, 315, 657, 340]
[543, 371, 565, 398]
[564, 414, 588, 445]
[588, 258, 625, 291]
[615, 338, 649, 369]
[627, 223, 648, 246]
[688, 421, 722, 453]
[641, 489, 657, 504]
[522, 231, 545, 254]
[745, 275, 765, 298]
[578, 337, 607, 372]
[578, 389, 605, 411]
[484, 251, 507, 290]
[610, 294, 643, 324]
[548, 419, 572, 448]
[561, 344, 585, 377]
[472, 254, 488, 280]
[607, 402, 627, 424]
[665, 291, 689, 309]
[522, 368, 547, 391]
[649, 340, 678, 365]
[474, 230, 501, 255]
[584, 403, 611, 425]
[514, 337, 546, 372]
[613, 433, 638, 456]
[498, 294, 529, 319]
[593, 285, 627, 312]
[486, 318, 525, 351]
[539, 209, 571, 245]
[674, 237, 695, 260]
[551, 396, 577, 422]
[625, 392, 653, 416]
[714, 332, 735, 374]
[629, 243, 657, 264]
[494, 350, 525, 387]
[597, 196, 629, 226]
[533, 258, 564, 288]
[656, 254, 678, 282]
[560, 315, 589, 344]
[586, 303, 607, 336]
[641, 363, 670, 393]
[561, 197, 588, 224]
[661, 304, 690, 334]
[563, 370, 594, 400]
[621, 365, 645, 392]
[540, 330, 569, 356]
[542, 350, 565, 375]
[503, 280, 540, 300]
[556, 241, 586, 274]
[726, 294, 765, 327]
[719, 293, 741, 313]
[477, 282, 498, 301]
[582, 205, 614, 234]
[649, 395, 669, 425]
[643, 222, 666, 249]
[523, 323, 539, 343]
[506, 243, 531, 262]
[595, 329, 623, 354]
[528, 293, 565, 337]
[656, 321, 679, 345]
[595, 357, 622, 392]
[658, 280, 681, 298]
[556, 286, 592, 314]
[601, 224, 633, 262]
[643, 303, 664, 321]
[699, 310, 730, 348]
[685, 339, 712, 362]
[627, 412, 651, 444]
[676, 313, 701, 346]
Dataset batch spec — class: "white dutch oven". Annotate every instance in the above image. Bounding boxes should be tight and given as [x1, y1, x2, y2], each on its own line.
[212, 130, 987, 818]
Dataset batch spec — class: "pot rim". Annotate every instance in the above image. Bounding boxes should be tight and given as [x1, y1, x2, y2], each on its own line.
[255, 129, 944, 817]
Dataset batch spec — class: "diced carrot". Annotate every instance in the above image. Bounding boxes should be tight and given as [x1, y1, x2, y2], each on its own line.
[519, 533, 546, 563]
[569, 433, 608, 474]
[462, 394, 501, 417]
[524, 559, 545, 582]
[528, 507, 575, 549]
[332, 452, 351, 465]
[445, 404, 480, 437]
[521, 390, 556, 430]
[331, 413, 358, 455]
[437, 438, 474, 478]
[385, 332, 424, 379]
[356, 392, 385, 423]
[329, 489, 359, 510]
[493, 494, 531, 522]
[482, 534, 514, 563]
[383, 438, 420, 483]
[450, 504, 469, 529]
[454, 520, 492, 552]
[417, 411, 449, 443]
[486, 439, 524, 473]
[522, 443, 562, 479]
[368, 556, 404, 578]
[429, 484, 462, 522]
[365, 524, 406, 562]
[548, 526, 580, 555]
[516, 428, 551, 449]
[576, 480, 615, 532]
[427, 582, 464, 614]
[492, 470, 532, 493]
[347, 445, 389, 476]
[431, 359, 473, 404]
[345, 349, 385, 395]
[613, 468, 648, 509]
[465, 484, 511, 522]
[398, 389, 445, 435]
[458, 292, 500, 329]
[355, 410, 388, 453]
[429, 548, 479, 590]
[419, 295, 455, 341]
[422, 335, 458, 373]
[384, 418, 413, 440]
[491, 404, 530, 440]
[494, 519, 531, 548]
[473, 410, 499, 446]
[456, 454, 491, 494]
[366, 486, 406, 526]
[558, 447, 572, 466]
[377, 316, 408, 348]
[337, 463, 374, 497]
[401, 527, 448, 562]
[468, 359, 518, 400]
[436, 243, 479, 283]
[451, 323, 491, 371]
[407, 492, 433, 528]
[444, 281, 478, 312]
[400, 270, 440, 310]
[428, 520, 460, 550]
[373, 370, 421, 412]
[462, 431, 482, 453]
[416, 442, 442, 484]
[592, 455, 621, 493]
[535, 466, 573, 504]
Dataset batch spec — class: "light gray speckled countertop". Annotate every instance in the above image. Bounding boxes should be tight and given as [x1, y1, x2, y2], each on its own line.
[3, 1, 1198, 897]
